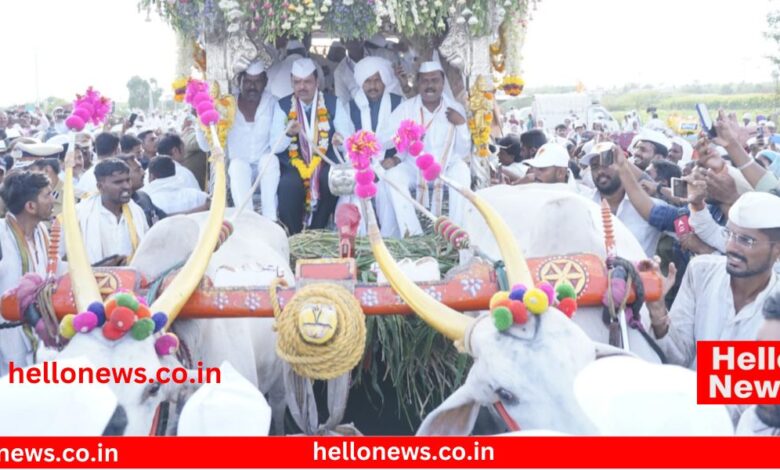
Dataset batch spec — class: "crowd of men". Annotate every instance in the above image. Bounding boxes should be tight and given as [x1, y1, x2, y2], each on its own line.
[3, 34, 780, 434]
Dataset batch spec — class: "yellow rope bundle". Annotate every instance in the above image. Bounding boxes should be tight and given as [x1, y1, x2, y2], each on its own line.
[269, 278, 366, 381]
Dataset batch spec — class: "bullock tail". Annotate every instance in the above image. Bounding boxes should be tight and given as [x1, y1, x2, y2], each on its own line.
[602, 257, 667, 363]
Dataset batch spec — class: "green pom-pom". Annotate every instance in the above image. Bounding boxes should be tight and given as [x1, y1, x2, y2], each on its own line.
[555, 281, 577, 301]
[130, 318, 155, 340]
[115, 292, 139, 312]
[492, 306, 513, 331]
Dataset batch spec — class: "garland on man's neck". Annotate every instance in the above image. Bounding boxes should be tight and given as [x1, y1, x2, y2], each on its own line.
[288, 93, 330, 211]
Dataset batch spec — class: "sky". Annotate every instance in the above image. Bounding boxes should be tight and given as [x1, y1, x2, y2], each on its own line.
[0, 0, 776, 106]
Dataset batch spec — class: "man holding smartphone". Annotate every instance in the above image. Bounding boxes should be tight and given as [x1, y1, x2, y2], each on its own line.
[630, 129, 671, 171]
[643, 192, 780, 379]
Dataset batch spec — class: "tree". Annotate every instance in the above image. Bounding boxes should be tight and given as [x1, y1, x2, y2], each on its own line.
[127, 76, 151, 111]
[766, 5, 780, 72]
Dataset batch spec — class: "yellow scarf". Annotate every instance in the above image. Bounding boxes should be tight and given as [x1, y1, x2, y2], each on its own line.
[122, 203, 139, 262]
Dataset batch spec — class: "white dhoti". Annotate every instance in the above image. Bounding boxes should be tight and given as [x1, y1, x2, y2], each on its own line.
[441, 159, 471, 228]
[375, 162, 423, 239]
[228, 153, 280, 221]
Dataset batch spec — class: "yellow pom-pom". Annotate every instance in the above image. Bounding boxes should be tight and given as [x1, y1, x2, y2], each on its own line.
[59, 314, 77, 339]
[489, 291, 511, 310]
[523, 288, 549, 315]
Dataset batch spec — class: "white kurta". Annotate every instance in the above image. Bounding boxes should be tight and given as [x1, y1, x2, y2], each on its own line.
[269, 95, 354, 155]
[144, 176, 208, 215]
[654, 254, 779, 370]
[74, 196, 149, 264]
[377, 95, 472, 228]
[591, 191, 662, 258]
[226, 91, 280, 220]
[689, 206, 727, 253]
[0, 218, 50, 375]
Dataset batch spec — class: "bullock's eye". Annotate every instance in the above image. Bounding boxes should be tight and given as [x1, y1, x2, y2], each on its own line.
[142, 381, 162, 401]
[495, 387, 517, 405]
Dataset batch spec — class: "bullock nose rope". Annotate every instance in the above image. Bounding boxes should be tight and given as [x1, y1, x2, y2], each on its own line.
[602, 257, 667, 363]
[269, 278, 366, 380]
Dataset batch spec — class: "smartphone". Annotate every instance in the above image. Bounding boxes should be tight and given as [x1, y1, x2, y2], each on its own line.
[674, 215, 693, 237]
[671, 177, 688, 199]
[696, 103, 717, 139]
[128, 113, 138, 127]
[592, 142, 615, 166]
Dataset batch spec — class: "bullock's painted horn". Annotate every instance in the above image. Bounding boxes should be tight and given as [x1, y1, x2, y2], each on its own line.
[62, 148, 102, 311]
[438, 175, 534, 287]
[362, 200, 474, 342]
[152, 128, 228, 329]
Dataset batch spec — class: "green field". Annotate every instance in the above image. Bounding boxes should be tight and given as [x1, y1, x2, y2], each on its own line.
[499, 83, 780, 125]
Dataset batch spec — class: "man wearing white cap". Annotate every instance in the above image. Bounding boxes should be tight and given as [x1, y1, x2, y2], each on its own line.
[525, 143, 570, 184]
[334, 38, 403, 107]
[348, 57, 418, 238]
[669, 136, 693, 168]
[377, 61, 472, 227]
[270, 58, 353, 234]
[631, 129, 671, 171]
[266, 40, 325, 100]
[227, 60, 280, 220]
[0, 171, 56, 374]
[644, 191, 780, 371]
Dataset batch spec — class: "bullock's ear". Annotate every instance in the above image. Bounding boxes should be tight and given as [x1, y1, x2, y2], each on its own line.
[416, 385, 481, 436]
[593, 342, 637, 360]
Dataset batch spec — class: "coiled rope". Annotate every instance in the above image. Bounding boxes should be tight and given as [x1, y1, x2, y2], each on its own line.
[269, 278, 366, 381]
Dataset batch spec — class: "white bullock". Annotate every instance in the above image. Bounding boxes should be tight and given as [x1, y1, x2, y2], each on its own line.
[43, 210, 291, 435]
[129, 209, 292, 434]
[414, 310, 732, 436]
[368, 188, 732, 436]
[462, 184, 662, 363]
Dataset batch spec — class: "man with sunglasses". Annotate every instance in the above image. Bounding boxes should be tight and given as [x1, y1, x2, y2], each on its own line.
[643, 191, 780, 374]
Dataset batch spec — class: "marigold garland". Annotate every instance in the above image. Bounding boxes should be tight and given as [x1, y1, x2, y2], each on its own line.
[288, 94, 330, 210]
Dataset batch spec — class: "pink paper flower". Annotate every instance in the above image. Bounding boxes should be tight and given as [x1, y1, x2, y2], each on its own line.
[66, 87, 112, 130]
[393, 119, 425, 154]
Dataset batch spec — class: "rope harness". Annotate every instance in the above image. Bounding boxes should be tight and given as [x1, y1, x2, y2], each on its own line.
[602, 257, 667, 363]
[269, 278, 366, 381]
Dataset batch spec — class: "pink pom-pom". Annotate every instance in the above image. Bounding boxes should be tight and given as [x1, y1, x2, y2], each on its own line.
[353, 157, 371, 171]
[196, 101, 215, 115]
[65, 115, 85, 131]
[538, 282, 555, 305]
[416, 153, 434, 170]
[355, 181, 377, 199]
[355, 169, 375, 185]
[192, 92, 211, 107]
[394, 137, 408, 154]
[73, 107, 91, 121]
[200, 110, 220, 126]
[78, 101, 95, 115]
[73, 311, 99, 333]
[423, 163, 441, 181]
[409, 140, 424, 157]
[155, 333, 180, 356]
